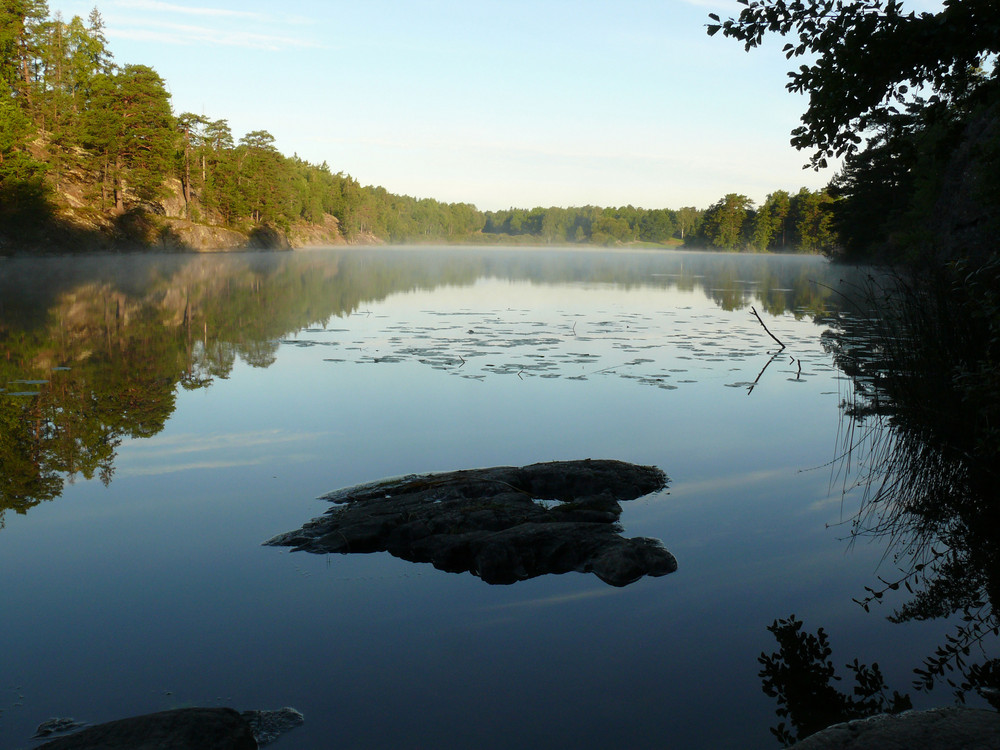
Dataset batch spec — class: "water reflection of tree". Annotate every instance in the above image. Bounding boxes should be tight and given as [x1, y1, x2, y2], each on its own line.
[0, 307, 180, 525]
[758, 615, 911, 745]
[0, 249, 848, 522]
[821, 260, 1000, 706]
[755, 262, 1000, 745]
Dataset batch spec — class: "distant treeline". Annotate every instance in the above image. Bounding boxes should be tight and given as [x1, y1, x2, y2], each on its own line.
[482, 187, 835, 253]
[0, 2, 835, 252]
[482, 205, 698, 246]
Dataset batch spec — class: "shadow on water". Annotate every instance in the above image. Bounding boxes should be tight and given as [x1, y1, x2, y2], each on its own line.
[758, 258, 1000, 744]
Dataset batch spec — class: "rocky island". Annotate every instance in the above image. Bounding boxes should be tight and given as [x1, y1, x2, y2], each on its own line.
[265, 459, 676, 587]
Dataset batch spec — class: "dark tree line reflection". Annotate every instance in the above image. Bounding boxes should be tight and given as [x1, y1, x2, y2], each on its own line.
[761, 259, 1000, 744]
[0, 249, 846, 525]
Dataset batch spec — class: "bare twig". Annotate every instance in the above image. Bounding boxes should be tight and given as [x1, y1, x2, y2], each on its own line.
[748, 352, 781, 394]
[750, 306, 786, 350]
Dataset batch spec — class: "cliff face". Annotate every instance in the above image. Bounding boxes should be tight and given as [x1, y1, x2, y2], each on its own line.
[16, 164, 347, 253]
[157, 219, 253, 251]
[286, 213, 348, 248]
[156, 178, 346, 251]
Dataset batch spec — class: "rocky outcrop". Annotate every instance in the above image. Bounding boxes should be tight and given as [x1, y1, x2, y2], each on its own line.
[265, 459, 676, 587]
[792, 707, 1000, 750]
[35, 708, 256, 750]
[241, 707, 304, 746]
[158, 219, 250, 251]
[33, 706, 304, 749]
[287, 214, 345, 247]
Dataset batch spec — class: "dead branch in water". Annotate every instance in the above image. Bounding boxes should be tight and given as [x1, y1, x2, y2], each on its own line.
[751, 306, 786, 350]
[748, 352, 781, 394]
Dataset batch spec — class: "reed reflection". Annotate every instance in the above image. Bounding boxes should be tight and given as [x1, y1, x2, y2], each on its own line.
[759, 261, 1000, 744]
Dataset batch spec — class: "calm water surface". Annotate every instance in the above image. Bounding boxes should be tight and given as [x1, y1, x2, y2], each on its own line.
[0, 248, 951, 748]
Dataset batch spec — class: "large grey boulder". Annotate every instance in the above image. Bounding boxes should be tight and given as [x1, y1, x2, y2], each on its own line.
[265, 459, 675, 587]
[792, 707, 1000, 750]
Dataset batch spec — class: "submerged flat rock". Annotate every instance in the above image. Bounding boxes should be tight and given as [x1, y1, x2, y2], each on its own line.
[34, 707, 304, 749]
[35, 708, 256, 750]
[265, 459, 676, 587]
[241, 707, 304, 747]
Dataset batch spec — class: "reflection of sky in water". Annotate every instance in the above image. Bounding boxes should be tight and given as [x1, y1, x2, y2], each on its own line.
[0, 260, 949, 750]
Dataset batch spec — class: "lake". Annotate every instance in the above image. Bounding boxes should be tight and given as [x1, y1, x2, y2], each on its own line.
[0, 247, 961, 748]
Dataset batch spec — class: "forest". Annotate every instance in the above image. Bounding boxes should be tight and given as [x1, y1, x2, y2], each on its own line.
[0, 2, 837, 253]
[0, 2, 486, 249]
[481, 188, 835, 253]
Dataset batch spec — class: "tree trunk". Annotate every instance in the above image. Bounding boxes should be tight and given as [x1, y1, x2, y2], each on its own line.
[182, 147, 191, 218]
[114, 155, 124, 213]
[100, 160, 108, 210]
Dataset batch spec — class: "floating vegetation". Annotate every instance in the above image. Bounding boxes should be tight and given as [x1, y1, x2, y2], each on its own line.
[287, 303, 837, 395]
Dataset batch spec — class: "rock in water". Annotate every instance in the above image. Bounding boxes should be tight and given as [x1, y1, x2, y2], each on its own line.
[35, 707, 256, 749]
[241, 707, 304, 746]
[265, 459, 676, 587]
[791, 707, 1000, 749]
[32, 718, 87, 738]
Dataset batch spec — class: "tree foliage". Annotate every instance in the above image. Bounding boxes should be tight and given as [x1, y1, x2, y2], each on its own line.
[709, 0, 1000, 169]
[710, 0, 1000, 263]
[689, 188, 833, 252]
[701, 193, 754, 250]
[81, 64, 174, 209]
[1, 1, 851, 250]
[483, 205, 681, 246]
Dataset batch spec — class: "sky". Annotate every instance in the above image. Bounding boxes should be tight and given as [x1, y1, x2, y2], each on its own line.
[49, 0, 944, 212]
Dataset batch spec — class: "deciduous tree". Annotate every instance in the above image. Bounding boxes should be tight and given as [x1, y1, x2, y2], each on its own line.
[708, 0, 1000, 169]
[701, 193, 753, 250]
[709, 0, 1000, 261]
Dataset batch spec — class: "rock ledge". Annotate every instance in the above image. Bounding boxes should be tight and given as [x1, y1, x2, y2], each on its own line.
[792, 707, 1000, 749]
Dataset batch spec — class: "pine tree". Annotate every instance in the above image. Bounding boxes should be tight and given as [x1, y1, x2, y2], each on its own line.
[81, 65, 174, 211]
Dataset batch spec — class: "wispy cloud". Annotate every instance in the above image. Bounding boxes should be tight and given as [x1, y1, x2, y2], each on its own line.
[480, 588, 621, 612]
[107, 1, 325, 51]
[112, 22, 323, 51]
[119, 457, 266, 477]
[115, 429, 329, 476]
[114, 0, 266, 21]
[124, 429, 329, 457]
[677, 0, 742, 8]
